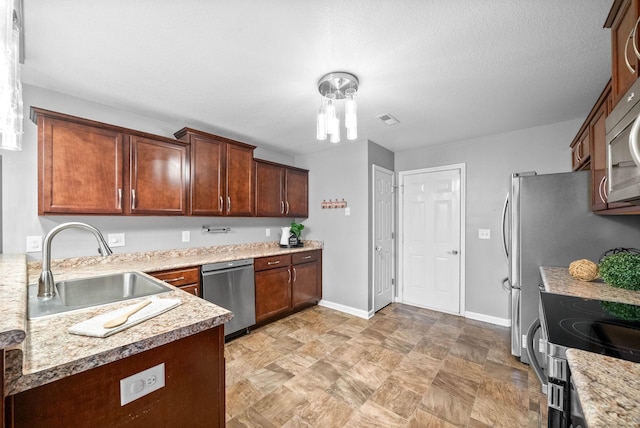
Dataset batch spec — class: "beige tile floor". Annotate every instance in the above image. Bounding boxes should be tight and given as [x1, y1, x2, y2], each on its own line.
[225, 303, 546, 427]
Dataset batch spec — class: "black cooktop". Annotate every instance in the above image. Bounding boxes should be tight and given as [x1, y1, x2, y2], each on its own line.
[540, 292, 640, 363]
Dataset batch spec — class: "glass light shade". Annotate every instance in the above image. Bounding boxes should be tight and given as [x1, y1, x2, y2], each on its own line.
[345, 95, 357, 130]
[0, 0, 23, 151]
[330, 118, 340, 143]
[0, 131, 21, 150]
[316, 105, 327, 140]
[347, 126, 357, 141]
[326, 100, 338, 136]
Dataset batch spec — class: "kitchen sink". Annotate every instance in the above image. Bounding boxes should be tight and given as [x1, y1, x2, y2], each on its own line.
[28, 272, 173, 318]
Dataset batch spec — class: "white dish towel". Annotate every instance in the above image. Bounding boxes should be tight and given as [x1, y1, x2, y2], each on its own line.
[68, 297, 182, 338]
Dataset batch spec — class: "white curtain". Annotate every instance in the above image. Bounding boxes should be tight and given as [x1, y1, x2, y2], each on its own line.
[0, 0, 22, 151]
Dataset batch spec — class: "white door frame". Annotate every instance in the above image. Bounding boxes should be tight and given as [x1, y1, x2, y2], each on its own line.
[371, 164, 395, 312]
[397, 163, 466, 315]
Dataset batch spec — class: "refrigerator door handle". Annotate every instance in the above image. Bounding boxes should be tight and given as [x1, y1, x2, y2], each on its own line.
[511, 287, 522, 357]
[501, 193, 509, 263]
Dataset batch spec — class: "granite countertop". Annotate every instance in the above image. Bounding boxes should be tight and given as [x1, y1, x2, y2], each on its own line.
[566, 349, 640, 427]
[1, 240, 322, 396]
[540, 265, 640, 305]
[540, 265, 640, 426]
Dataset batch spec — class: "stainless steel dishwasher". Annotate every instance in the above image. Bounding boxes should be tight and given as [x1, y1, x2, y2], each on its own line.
[201, 259, 255, 338]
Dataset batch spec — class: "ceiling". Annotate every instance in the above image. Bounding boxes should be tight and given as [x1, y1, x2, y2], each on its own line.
[21, 1, 613, 156]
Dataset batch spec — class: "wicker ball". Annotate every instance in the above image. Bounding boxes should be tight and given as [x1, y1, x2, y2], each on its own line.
[568, 259, 599, 282]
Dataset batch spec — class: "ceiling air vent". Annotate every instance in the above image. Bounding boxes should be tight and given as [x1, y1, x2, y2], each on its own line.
[376, 113, 400, 126]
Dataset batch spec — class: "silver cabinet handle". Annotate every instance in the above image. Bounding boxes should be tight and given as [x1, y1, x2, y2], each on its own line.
[292, 267, 297, 282]
[446, 250, 459, 255]
[117, 188, 122, 209]
[303, 255, 312, 259]
[287, 269, 291, 283]
[574, 148, 581, 163]
[626, 27, 637, 74]
[267, 260, 280, 265]
[219, 196, 223, 212]
[598, 175, 607, 204]
[227, 196, 231, 213]
[280, 201, 285, 214]
[131, 189, 136, 210]
[163, 276, 185, 283]
[285, 201, 290, 215]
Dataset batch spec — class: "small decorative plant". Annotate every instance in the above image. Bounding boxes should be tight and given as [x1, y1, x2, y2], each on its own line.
[598, 252, 640, 290]
[290, 222, 304, 239]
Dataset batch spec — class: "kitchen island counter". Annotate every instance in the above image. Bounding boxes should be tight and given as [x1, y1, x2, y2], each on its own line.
[566, 349, 640, 428]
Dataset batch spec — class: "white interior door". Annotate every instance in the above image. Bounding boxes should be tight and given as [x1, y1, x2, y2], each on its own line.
[373, 165, 394, 312]
[400, 166, 462, 314]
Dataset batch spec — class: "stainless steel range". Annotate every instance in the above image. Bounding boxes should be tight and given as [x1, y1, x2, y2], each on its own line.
[529, 292, 640, 428]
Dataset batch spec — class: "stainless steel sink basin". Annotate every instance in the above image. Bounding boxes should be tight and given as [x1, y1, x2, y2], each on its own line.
[28, 272, 173, 318]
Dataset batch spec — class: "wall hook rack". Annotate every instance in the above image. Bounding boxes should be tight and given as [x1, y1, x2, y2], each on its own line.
[321, 198, 347, 209]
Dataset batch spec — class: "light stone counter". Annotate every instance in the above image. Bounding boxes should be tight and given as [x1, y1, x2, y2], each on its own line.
[1, 241, 322, 396]
[540, 266, 640, 427]
[566, 349, 640, 428]
[540, 265, 640, 305]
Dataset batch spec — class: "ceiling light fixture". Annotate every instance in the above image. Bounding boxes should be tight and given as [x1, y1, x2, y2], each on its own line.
[316, 72, 358, 143]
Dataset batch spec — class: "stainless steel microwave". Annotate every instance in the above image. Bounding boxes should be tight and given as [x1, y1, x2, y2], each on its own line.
[606, 78, 640, 204]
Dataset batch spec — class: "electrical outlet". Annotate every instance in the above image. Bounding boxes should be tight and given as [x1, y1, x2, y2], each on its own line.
[108, 233, 126, 247]
[120, 363, 165, 406]
[478, 229, 491, 240]
[265, 228, 271, 237]
[181, 231, 190, 242]
[26, 236, 42, 252]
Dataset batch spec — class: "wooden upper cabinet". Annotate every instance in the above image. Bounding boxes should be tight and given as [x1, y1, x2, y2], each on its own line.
[175, 128, 255, 216]
[35, 109, 124, 215]
[607, 0, 640, 107]
[255, 159, 308, 218]
[127, 135, 189, 215]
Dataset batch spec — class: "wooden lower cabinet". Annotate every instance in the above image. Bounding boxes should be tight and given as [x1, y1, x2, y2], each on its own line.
[149, 266, 201, 297]
[255, 265, 292, 322]
[6, 327, 225, 428]
[254, 250, 322, 324]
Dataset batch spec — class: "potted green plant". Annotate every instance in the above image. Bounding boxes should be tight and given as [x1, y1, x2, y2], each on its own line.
[599, 252, 640, 290]
[289, 222, 304, 247]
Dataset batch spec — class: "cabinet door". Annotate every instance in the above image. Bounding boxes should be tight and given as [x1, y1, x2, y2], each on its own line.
[590, 102, 609, 211]
[285, 168, 308, 218]
[39, 117, 124, 215]
[225, 142, 254, 216]
[129, 136, 188, 215]
[611, 0, 640, 106]
[255, 267, 291, 323]
[255, 161, 285, 216]
[291, 261, 319, 308]
[191, 135, 224, 215]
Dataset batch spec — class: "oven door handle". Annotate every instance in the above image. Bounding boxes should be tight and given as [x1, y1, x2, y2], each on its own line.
[526, 318, 547, 394]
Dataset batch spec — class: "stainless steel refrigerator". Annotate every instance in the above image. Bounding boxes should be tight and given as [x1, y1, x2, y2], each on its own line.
[502, 170, 640, 364]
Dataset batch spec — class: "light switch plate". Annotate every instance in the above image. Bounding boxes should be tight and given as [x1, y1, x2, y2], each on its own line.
[478, 229, 491, 240]
[120, 363, 165, 406]
[108, 233, 125, 247]
[181, 231, 190, 242]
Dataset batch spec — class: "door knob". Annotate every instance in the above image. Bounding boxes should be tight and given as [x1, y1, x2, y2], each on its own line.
[375, 245, 382, 251]
[447, 250, 459, 255]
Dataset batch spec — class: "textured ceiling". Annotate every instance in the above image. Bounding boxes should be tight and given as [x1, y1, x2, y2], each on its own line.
[22, 1, 613, 155]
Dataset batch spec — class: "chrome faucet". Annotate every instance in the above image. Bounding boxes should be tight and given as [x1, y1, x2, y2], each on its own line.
[38, 222, 113, 298]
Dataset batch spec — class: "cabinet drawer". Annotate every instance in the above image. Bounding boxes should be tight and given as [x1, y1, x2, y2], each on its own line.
[254, 254, 291, 271]
[292, 250, 320, 265]
[149, 267, 200, 287]
[179, 283, 200, 297]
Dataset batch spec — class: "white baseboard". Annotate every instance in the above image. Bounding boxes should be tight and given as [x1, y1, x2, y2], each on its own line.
[318, 300, 373, 319]
[465, 311, 510, 327]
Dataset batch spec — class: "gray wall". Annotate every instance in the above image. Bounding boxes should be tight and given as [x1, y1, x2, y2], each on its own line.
[295, 142, 370, 315]
[2, 85, 295, 260]
[394, 120, 579, 321]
